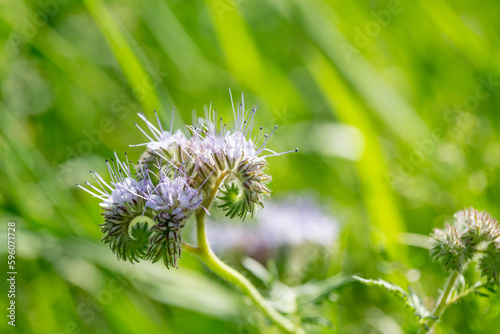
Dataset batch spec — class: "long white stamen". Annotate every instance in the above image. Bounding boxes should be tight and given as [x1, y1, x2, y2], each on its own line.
[129, 142, 149, 147]
[110, 158, 120, 182]
[196, 170, 214, 191]
[154, 110, 164, 133]
[241, 92, 244, 115]
[186, 125, 207, 141]
[105, 160, 117, 184]
[170, 107, 175, 133]
[91, 170, 113, 192]
[146, 167, 160, 181]
[229, 89, 237, 125]
[261, 148, 298, 158]
[134, 122, 156, 142]
[257, 125, 277, 152]
[151, 150, 187, 177]
[138, 112, 162, 138]
[89, 171, 110, 194]
[267, 125, 278, 141]
[210, 103, 215, 132]
[255, 126, 263, 144]
[200, 204, 210, 216]
[125, 153, 131, 176]
[246, 107, 257, 137]
[84, 181, 108, 196]
[257, 134, 269, 153]
[77, 183, 105, 200]
[237, 103, 243, 131]
[114, 152, 128, 178]
[124, 187, 148, 201]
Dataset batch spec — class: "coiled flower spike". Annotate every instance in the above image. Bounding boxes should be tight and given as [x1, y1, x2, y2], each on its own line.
[146, 170, 203, 268]
[77, 153, 154, 263]
[134, 91, 298, 220]
[78, 152, 203, 268]
[201, 96, 297, 219]
[79, 94, 303, 333]
[80, 92, 298, 268]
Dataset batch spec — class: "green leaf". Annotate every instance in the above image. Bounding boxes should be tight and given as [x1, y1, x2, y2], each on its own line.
[407, 287, 434, 320]
[242, 257, 274, 286]
[353, 276, 435, 320]
[471, 282, 497, 297]
[301, 315, 334, 329]
[473, 291, 491, 298]
[295, 275, 355, 305]
[268, 282, 297, 314]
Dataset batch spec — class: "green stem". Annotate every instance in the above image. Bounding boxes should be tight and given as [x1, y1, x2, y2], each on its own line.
[184, 172, 302, 334]
[424, 271, 459, 333]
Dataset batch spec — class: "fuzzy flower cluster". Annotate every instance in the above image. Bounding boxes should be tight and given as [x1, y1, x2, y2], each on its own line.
[430, 208, 500, 283]
[78, 93, 296, 268]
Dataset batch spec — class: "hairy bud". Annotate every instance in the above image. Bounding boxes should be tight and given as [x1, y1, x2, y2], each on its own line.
[430, 208, 500, 276]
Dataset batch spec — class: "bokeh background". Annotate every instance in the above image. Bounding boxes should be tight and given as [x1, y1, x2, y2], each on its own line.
[1, 0, 500, 333]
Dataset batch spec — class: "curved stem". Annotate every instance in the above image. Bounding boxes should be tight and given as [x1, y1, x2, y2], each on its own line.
[424, 271, 459, 333]
[186, 172, 302, 334]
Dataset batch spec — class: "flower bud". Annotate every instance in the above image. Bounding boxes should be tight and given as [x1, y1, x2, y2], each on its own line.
[78, 155, 155, 263]
[430, 224, 473, 272]
[430, 208, 500, 274]
[456, 208, 500, 246]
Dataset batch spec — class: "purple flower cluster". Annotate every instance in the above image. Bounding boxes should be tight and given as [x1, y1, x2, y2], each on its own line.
[78, 93, 297, 268]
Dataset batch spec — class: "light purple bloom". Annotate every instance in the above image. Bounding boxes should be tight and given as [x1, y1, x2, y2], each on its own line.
[146, 173, 203, 221]
[77, 153, 152, 215]
[207, 196, 339, 253]
[134, 92, 297, 176]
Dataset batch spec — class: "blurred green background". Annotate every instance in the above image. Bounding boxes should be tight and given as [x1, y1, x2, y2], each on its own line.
[1, 0, 500, 333]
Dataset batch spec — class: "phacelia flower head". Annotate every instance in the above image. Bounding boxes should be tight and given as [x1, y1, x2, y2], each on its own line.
[133, 110, 189, 175]
[78, 153, 202, 267]
[146, 171, 203, 268]
[146, 173, 202, 216]
[430, 208, 500, 282]
[134, 91, 297, 220]
[78, 153, 154, 263]
[192, 93, 297, 219]
[79, 91, 297, 269]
